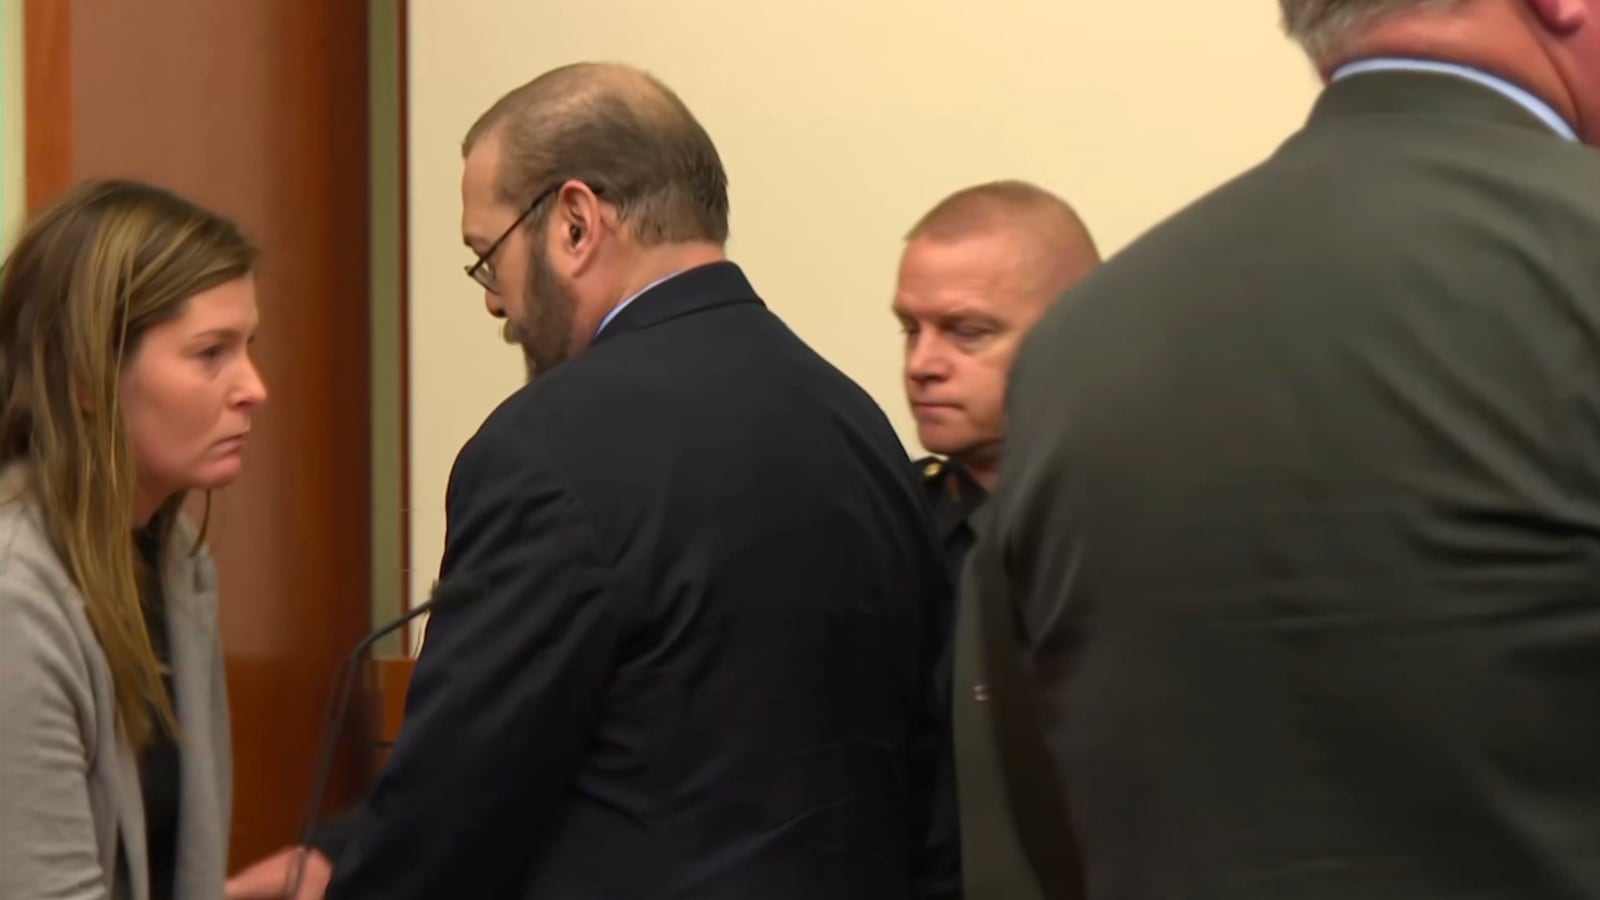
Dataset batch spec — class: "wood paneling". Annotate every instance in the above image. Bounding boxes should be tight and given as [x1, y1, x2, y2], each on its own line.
[22, 0, 70, 213]
[363, 657, 416, 774]
[25, 0, 374, 870]
[397, 1, 413, 648]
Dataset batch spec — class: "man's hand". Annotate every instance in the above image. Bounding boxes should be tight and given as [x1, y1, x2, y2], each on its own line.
[225, 846, 332, 900]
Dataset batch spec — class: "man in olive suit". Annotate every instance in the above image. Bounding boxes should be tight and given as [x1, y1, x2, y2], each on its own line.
[972, 1, 1600, 897]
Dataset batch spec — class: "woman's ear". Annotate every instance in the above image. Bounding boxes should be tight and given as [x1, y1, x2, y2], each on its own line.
[77, 368, 117, 415]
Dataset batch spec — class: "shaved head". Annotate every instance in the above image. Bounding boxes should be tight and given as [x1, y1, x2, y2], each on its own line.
[905, 180, 1099, 298]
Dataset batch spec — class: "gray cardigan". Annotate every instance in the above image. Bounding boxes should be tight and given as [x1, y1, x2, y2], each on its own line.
[0, 478, 231, 900]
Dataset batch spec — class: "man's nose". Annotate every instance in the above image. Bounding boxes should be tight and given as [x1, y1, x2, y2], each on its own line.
[905, 333, 949, 383]
[484, 289, 506, 319]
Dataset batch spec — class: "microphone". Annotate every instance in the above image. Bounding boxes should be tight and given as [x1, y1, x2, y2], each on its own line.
[283, 578, 483, 897]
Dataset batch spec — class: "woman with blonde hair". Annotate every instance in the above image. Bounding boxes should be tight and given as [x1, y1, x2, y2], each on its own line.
[0, 179, 267, 900]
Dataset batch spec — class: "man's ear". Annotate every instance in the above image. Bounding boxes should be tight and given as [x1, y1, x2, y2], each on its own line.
[555, 181, 609, 278]
[554, 181, 603, 258]
[1526, 0, 1589, 34]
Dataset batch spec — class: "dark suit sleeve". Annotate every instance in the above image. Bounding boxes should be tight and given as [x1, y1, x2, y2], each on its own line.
[967, 349, 1085, 899]
[305, 805, 365, 863]
[325, 438, 616, 900]
[910, 489, 962, 899]
[911, 603, 961, 900]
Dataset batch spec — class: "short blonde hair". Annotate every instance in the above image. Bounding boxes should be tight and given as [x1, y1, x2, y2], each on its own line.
[905, 180, 1101, 300]
[908, 180, 1096, 250]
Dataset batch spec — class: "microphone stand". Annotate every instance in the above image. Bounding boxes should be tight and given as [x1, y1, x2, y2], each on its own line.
[281, 580, 478, 898]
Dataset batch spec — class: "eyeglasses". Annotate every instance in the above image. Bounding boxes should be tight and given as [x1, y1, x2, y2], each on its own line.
[464, 182, 604, 295]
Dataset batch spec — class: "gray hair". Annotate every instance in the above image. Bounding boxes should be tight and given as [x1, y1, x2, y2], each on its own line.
[1279, 0, 1466, 58]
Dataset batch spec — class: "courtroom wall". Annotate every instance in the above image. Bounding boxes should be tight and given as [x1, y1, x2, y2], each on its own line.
[0, 0, 22, 249]
[404, 0, 1321, 608]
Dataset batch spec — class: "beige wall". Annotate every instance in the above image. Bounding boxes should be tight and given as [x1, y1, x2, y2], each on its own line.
[405, 0, 1321, 607]
[1, 0, 23, 249]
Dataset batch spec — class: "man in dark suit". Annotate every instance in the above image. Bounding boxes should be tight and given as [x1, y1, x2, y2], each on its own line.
[971, 2, 1600, 898]
[319, 62, 954, 900]
[892, 181, 1099, 900]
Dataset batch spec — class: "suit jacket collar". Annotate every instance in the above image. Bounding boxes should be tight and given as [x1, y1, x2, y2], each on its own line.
[1307, 69, 1566, 139]
[592, 260, 764, 347]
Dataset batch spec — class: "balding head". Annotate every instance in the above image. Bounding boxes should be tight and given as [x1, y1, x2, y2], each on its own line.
[894, 181, 1100, 486]
[463, 62, 729, 246]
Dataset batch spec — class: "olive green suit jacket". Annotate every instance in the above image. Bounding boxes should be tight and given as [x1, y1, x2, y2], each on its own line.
[975, 71, 1600, 899]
